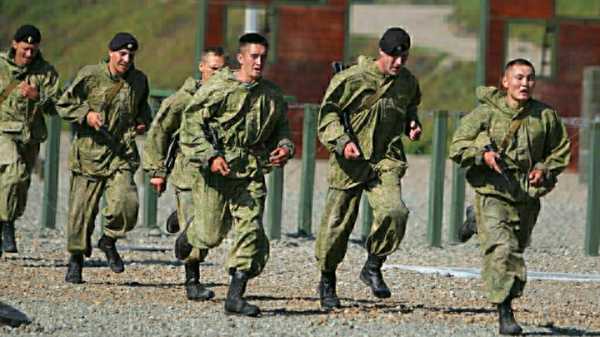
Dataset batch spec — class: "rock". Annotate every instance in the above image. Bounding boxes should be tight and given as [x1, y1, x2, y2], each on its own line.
[0, 301, 31, 327]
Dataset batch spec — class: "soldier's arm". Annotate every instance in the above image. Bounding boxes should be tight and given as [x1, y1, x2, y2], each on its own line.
[535, 109, 571, 178]
[266, 97, 295, 158]
[318, 78, 352, 156]
[136, 77, 152, 130]
[56, 71, 91, 125]
[405, 81, 422, 132]
[448, 107, 492, 168]
[36, 66, 60, 116]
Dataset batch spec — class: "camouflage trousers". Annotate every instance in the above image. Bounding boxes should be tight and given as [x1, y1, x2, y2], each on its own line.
[315, 171, 409, 272]
[185, 172, 269, 279]
[66, 170, 139, 254]
[174, 186, 208, 262]
[0, 138, 39, 223]
[475, 193, 540, 303]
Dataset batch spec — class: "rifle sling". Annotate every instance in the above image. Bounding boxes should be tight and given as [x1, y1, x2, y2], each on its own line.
[498, 112, 528, 154]
[0, 80, 21, 106]
[103, 80, 125, 113]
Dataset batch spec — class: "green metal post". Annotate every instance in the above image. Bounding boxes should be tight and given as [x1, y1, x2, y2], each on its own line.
[297, 104, 318, 236]
[194, 0, 207, 80]
[579, 67, 600, 183]
[427, 110, 448, 247]
[143, 173, 159, 230]
[477, 0, 489, 86]
[40, 115, 61, 229]
[101, 195, 107, 227]
[266, 167, 283, 240]
[360, 195, 373, 242]
[585, 118, 600, 256]
[448, 112, 465, 243]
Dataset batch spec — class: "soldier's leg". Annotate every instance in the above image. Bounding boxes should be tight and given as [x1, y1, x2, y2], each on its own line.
[315, 186, 362, 309]
[223, 178, 267, 317]
[99, 170, 138, 273]
[65, 173, 105, 283]
[361, 172, 409, 298]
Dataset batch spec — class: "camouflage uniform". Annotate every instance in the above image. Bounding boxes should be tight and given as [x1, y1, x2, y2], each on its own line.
[0, 50, 59, 224]
[180, 68, 294, 278]
[449, 86, 570, 303]
[57, 60, 151, 254]
[315, 56, 421, 272]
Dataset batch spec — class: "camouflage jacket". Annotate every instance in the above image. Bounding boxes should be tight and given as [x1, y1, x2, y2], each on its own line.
[180, 67, 294, 179]
[143, 77, 199, 189]
[0, 49, 60, 145]
[57, 60, 152, 177]
[449, 86, 571, 202]
[318, 56, 421, 190]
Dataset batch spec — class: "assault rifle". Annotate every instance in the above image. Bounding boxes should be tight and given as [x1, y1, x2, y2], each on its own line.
[331, 61, 363, 158]
[202, 122, 224, 156]
[164, 134, 179, 175]
[483, 143, 512, 186]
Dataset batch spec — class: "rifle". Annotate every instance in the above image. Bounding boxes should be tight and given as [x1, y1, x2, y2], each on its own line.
[483, 143, 513, 186]
[164, 133, 179, 175]
[201, 121, 224, 156]
[331, 61, 363, 158]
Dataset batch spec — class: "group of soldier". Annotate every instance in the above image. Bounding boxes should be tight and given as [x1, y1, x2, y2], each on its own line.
[0, 23, 570, 335]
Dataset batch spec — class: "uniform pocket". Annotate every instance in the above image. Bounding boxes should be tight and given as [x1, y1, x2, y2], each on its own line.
[0, 137, 20, 165]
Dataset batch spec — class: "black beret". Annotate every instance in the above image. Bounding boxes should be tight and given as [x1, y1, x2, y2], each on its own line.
[14, 24, 41, 44]
[108, 32, 138, 52]
[379, 27, 411, 56]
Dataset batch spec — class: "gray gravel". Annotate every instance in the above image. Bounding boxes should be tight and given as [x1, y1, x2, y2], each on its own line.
[1, 133, 599, 336]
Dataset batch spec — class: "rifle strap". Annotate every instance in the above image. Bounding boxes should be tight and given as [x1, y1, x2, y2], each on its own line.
[361, 78, 394, 112]
[498, 112, 528, 153]
[0, 80, 21, 107]
[103, 80, 125, 112]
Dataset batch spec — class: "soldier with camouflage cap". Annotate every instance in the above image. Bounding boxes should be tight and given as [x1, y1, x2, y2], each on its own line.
[0, 24, 60, 256]
[315, 27, 422, 310]
[57, 32, 151, 283]
[449, 59, 570, 335]
[177, 33, 294, 316]
[143, 47, 225, 300]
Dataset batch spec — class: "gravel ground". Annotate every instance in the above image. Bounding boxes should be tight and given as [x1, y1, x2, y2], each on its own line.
[1, 134, 599, 336]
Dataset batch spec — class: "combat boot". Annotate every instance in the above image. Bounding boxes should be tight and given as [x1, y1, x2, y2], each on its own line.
[318, 271, 341, 310]
[360, 254, 391, 298]
[174, 230, 193, 260]
[2, 221, 17, 253]
[97, 235, 124, 273]
[459, 205, 477, 243]
[65, 253, 84, 284]
[166, 210, 180, 234]
[497, 297, 523, 335]
[224, 270, 260, 317]
[184, 261, 215, 301]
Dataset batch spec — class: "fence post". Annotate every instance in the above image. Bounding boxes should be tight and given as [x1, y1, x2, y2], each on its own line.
[448, 112, 465, 244]
[266, 167, 283, 240]
[585, 117, 600, 256]
[297, 104, 318, 236]
[360, 196, 373, 243]
[142, 95, 162, 234]
[427, 110, 448, 247]
[579, 67, 600, 183]
[40, 115, 61, 229]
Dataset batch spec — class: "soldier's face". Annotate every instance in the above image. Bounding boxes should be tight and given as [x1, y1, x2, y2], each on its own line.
[12, 40, 39, 66]
[108, 49, 136, 75]
[378, 49, 408, 76]
[502, 64, 536, 104]
[199, 53, 226, 82]
[237, 43, 268, 82]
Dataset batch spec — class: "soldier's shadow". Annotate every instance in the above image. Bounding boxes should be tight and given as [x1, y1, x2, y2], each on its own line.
[524, 326, 600, 336]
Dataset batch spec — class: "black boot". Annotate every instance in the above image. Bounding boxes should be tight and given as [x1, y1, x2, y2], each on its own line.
[497, 297, 523, 335]
[65, 253, 84, 284]
[360, 254, 391, 298]
[224, 270, 260, 317]
[174, 230, 193, 260]
[318, 271, 341, 310]
[97, 235, 124, 273]
[184, 261, 215, 301]
[166, 210, 180, 234]
[459, 205, 477, 243]
[84, 233, 92, 258]
[2, 221, 17, 253]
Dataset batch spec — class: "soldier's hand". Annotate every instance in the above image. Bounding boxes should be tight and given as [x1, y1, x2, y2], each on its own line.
[408, 120, 422, 141]
[528, 169, 545, 187]
[19, 81, 39, 100]
[269, 147, 290, 167]
[210, 156, 230, 176]
[343, 141, 361, 160]
[135, 124, 146, 135]
[483, 151, 503, 174]
[150, 177, 166, 193]
[86, 111, 103, 130]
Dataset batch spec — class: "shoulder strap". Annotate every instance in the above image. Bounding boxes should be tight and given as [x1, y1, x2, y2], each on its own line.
[0, 80, 21, 106]
[341, 77, 394, 113]
[498, 112, 528, 153]
[102, 80, 125, 112]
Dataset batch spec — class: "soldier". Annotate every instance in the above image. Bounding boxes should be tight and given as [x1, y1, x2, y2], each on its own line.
[0, 24, 60, 256]
[143, 47, 225, 299]
[315, 27, 422, 310]
[449, 58, 570, 335]
[57, 32, 151, 283]
[177, 33, 294, 316]
[144, 47, 226, 233]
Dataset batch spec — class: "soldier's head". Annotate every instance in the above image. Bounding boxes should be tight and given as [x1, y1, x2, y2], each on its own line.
[199, 46, 226, 82]
[107, 32, 138, 76]
[237, 33, 269, 82]
[502, 58, 536, 107]
[11, 24, 41, 66]
[377, 27, 411, 76]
